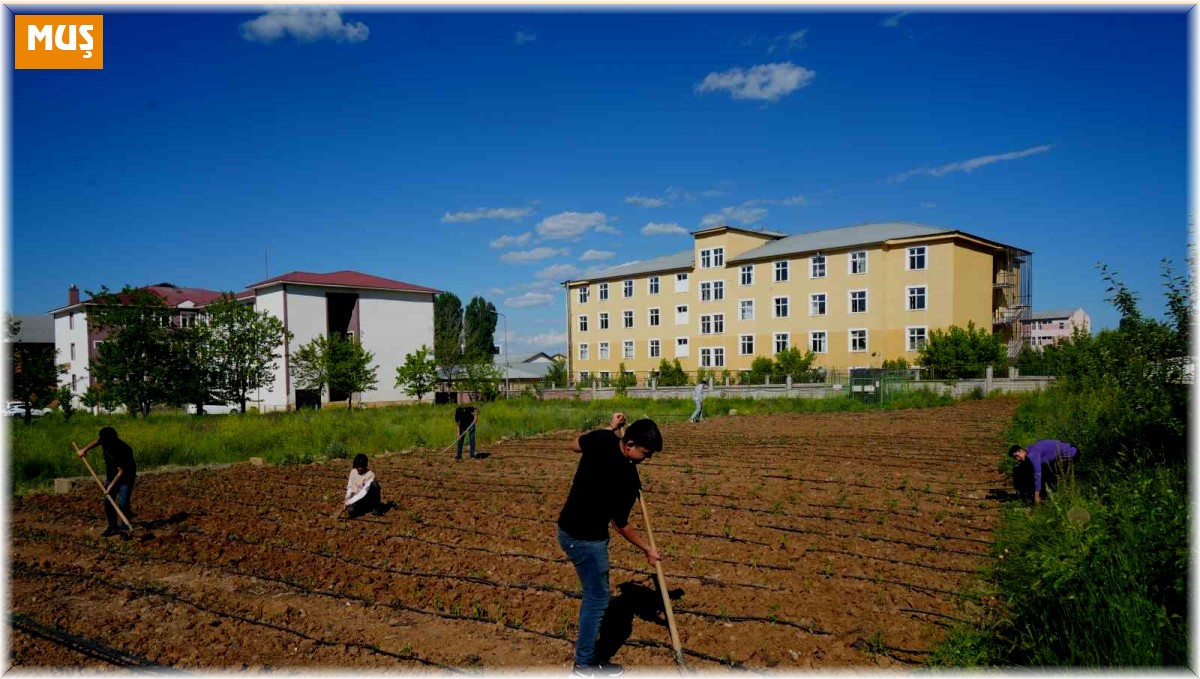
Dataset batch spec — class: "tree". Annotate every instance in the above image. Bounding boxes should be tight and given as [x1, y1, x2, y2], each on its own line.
[6, 314, 64, 424]
[433, 293, 464, 387]
[774, 347, 820, 381]
[543, 356, 568, 389]
[917, 320, 1009, 379]
[463, 296, 498, 361]
[291, 334, 379, 409]
[54, 384, 77, 421]
[460, 357, 502, 401]
[395, 344, 438, 402]
[654, 358, 688, 387]
[202, 295, 292, 413]
[86, 286, 177, 417]
[881, 357, 910, 371]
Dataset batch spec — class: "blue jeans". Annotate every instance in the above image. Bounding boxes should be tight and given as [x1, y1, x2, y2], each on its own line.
[104, 481, 133, 531]
[456, 425, 475, 459]
[557, 527, 610, 666]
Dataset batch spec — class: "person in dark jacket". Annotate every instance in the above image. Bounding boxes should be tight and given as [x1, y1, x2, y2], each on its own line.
[454, 405, 479, 460]
[557, 412, 664, 676]
[1010, 440, 1079, 504]
[77, 426, 136, 537]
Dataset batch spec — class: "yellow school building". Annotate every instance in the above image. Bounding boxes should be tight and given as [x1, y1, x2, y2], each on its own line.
[563, 222, 1031, 382]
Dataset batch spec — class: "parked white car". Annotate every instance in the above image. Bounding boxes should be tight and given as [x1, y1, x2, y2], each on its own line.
[185, 403, 237, 415]
[4, 402, 51, 417]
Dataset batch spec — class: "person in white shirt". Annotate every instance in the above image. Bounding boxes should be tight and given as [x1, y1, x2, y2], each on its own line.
[344, 453, 386, 518]
[689, 379, 708, 423]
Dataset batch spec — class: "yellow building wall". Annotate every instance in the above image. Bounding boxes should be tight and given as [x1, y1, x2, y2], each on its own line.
[567, 234, 1004, 378]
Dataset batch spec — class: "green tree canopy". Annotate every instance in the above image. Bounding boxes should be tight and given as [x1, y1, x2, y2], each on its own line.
[543, 356, 568, 389]
[395, 344, 439, 402]
[654, 358, 688, 387]
[291, 334, 379, 408]
[917, 320, 1009, 379]
[201, 295, 292, 413]
[433, 292, 463, 385]
[463, 296, 498, 362]
[86, 286, 178, 417]
[6, 313, 64, 423]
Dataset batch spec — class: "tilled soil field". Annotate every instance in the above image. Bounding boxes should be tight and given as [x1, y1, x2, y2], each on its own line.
[9, 398, 1017, 671]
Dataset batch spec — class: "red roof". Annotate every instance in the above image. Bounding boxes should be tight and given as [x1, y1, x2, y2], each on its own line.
[143, 285, 233, 307]
[244, 270, 441, 295]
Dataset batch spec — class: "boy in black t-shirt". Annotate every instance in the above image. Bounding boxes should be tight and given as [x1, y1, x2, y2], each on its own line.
[454, 405, 478, 460]
[77, 426, 137, 537]
[557, 412, 664, 676]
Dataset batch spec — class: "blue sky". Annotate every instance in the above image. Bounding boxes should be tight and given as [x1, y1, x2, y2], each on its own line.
[6, 7, 1190, 356]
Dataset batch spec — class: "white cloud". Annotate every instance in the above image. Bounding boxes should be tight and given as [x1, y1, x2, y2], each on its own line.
[505, 292, 554, 308]
[536, 263, 580, 280]
[521, 330, 567, 348]
[625, 195, 668, 208]
[490, 232, 533, 249]
[880, 12, 912, 28]
[779, 195, 806, 206]
[888, 144, 1055, 183]
[767, 29, 808, 53]
[240, 8, 368, 44]
[695, 62, 815, 102]
[536, 211, 609, 240]
[700, 203, 769, 227]
[641, 222, 688, 236]
[442, 206, 536, 223]
[514, 30, 537, 45]
[595, 224, 620, 235]
[580, 250, 615, 261]
[488, 287, 506, 296]
[500, 247, 568, 263]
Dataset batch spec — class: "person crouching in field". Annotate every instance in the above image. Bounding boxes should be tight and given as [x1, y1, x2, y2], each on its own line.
[557, 412, 664, 676]
[1011, 440, 1079, 505]
[76, 426, 136, 537]
[344, 454, 388, 518]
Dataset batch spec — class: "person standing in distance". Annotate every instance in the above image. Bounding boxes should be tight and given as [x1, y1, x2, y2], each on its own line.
[454, 404, 479, 461]
[557, 412, 664, 676]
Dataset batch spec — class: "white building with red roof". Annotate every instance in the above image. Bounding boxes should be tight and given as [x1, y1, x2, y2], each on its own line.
[51, 270, 440, 411]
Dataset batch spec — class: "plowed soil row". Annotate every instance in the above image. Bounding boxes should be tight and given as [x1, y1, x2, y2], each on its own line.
[9, 398, 1017, 670]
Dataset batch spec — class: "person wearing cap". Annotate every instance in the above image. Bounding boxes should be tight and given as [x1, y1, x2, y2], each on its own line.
[1010, 440, 1079, 504]
[76, 426, 137, 537]
[557, 412, 665, 677]
[344, 453, 388, 517]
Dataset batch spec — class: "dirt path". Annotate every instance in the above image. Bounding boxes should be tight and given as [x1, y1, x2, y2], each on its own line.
[8, 398, 1017, 670]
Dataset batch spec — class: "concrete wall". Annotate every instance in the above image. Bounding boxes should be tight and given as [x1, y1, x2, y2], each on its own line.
[358, 290, 435, 404]
[54, 309, 90, 405]
[541, 376, 1055, 401]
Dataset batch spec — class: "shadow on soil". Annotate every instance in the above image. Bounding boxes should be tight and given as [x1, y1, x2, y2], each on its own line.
[140, 511, 190, 530]
[595, 581, 685, 664]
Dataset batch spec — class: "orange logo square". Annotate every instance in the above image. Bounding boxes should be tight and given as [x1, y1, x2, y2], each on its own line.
[14, 15, 103, 70]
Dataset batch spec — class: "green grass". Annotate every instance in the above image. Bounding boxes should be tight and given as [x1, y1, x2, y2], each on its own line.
[9, 387, 960, 494]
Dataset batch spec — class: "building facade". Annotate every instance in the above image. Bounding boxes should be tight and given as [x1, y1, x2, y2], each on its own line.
[50, 271, 439, 411]
[1022, 308, 1090, 348]
[564, 222, 1031, 382]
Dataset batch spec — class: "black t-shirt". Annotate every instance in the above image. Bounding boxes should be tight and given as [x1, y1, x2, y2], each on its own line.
[455, 406, 476, 428]
[102, 438, 136, 484]
[557, 430, 641, 541]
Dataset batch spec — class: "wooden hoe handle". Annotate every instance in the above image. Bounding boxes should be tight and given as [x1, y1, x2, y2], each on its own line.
[638, 492, 685, 667]
[71, 441, 134, 533]
[437, 425, 472, 456]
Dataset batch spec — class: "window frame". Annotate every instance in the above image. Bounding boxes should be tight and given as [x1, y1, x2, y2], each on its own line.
[907, 325, 928, 352]
[809, 292, 826, 316]
[578, 286, 589, 304]
[849, 250, 868, 275]
[773, 295, 790, 319]
[849, 289, 868, 314]
[774, 260, 789, 282]
[773, 332, 790, 355]
[648, 276, 660, 295]
[675, 305, 689, 325]
[906, 245, 927, 271]
[675, 336, 690, 358]
[649, 338, 661, 358]
[599, 282, 609, 300]
[810, 254, 826, 279]
[623, 339, 635, 359]
[598, 341, 610, 360]
[906, 285, 927, 311]
[739, 264, 754, 286]
[739, 333, 755, 356]
[578, 315, 588, 332]
[648, 307, 660, 327]
[809, 330, 827, 354]
[849, 328, 868, 353]
[739, 298, 755, 321]
[579, 343, 589, 361]
[623, 279, 634, 298]
[599, 312, 609, 330]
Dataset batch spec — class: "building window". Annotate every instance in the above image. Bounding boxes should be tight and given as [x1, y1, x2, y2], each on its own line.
[699, 314, 724, 335]
[907, 246, 927, 271]
[599, 312, 609, 330]
[699, 247, 725, 269]
[740, 334, 754, 355]
[623, 340, 634, 359]
[578, 315, 588, 332]
[700, 347, 726, 368]
[740, 264, 754, 286]
[71, 375, 77, 391]
[774, 260, 789, 282]
[649, 308, 660, 326]
[69, 314, 74, 330]
[649, 339, 661, 358]
[179, 312, 197, 328]
[578, 287, 589, 304]
[700, 347, 713, 367]
[850, 251, 868, 275]
[700, 282, 712, 302]
[700, 249, 712, 269]
[675, 273, 689, 293]
[70, 343, 76, 360]
[599, 283, 609, 301]
[580, 370, 590, 382]
[810, 331, 827, 354]
[599, 371, 610, 382]
[599, 342, 610, 360]
[907, 286, 927, 311]
[739, 299, 754, 321]
[649, 276, 660, 295]
[579, 344, 589, 361]
[774, 296, 789, 318]
[714, 247, 724, 267]
[675, 337, 690, 358]
[810, 293, 826, 316]
[907, 326, 927, 352]
[676, 305, 689, 325]
[811, 255, 826, 278]
[623, 280, 634, 298]
[623, 310, 634, 328]
[774, 332, 789, 354]
[850, 329, 868, 352]
[850, 290, 868, 314]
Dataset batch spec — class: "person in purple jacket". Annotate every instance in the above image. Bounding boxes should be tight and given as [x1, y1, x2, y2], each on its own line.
[1010, 440, 1079, 504]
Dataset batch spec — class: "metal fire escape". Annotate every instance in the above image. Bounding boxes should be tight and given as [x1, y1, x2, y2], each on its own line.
[993, 247, 1033, 359]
